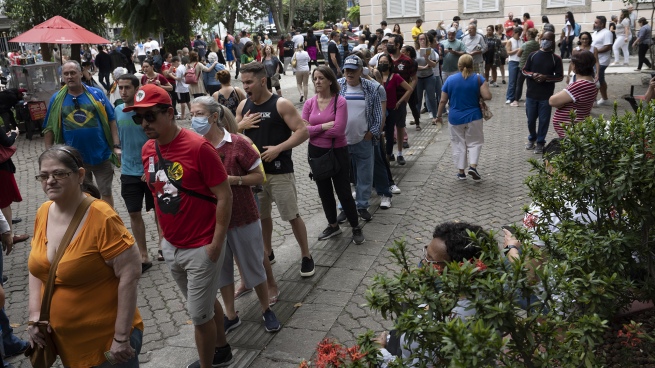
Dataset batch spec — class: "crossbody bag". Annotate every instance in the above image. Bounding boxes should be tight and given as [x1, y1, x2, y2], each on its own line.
[155, 142, 218, 204]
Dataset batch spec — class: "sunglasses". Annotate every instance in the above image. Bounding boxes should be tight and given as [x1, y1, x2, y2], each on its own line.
[132, 108, 169, 125]
[72, 96, 80, 110]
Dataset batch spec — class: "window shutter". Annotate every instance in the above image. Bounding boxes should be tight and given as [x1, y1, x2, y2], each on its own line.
[480, 0, 498, 11]
[464, 0, 479, 13]
[387, 0, 403, 17]
[405, 0, 419, 16]
[548, 0, 585, 7]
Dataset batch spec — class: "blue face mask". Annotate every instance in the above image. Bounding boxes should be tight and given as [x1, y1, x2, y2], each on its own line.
[541, 40, 553, 50]
[191, 116, 211, 136]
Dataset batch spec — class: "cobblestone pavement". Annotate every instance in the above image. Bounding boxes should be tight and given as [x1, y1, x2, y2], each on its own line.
[3, 65, 645, 367]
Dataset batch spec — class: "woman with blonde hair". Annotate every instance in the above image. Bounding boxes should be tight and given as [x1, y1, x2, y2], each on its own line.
[292, 44, 311, 102]
[436, 54, 492, 181]
[611, 9, 631, 66]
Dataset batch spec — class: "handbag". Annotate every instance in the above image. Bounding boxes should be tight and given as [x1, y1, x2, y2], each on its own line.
[0, 144, 16, 163]
[24, 196, 95, 368]
[307, 97, 340, 181]
[477, 74, 493, 121]
[291, 52, 297, 68]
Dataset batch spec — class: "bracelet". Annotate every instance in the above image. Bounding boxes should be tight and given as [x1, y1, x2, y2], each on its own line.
[113, 144, 121, 149]
[113, 337, 129, 343]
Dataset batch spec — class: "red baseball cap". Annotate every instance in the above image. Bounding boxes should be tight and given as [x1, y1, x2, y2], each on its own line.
[123, 84, 172, 112]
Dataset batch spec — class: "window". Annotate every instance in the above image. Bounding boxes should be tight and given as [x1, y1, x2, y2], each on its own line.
[547, 0, 584, 7]
[387, 0, 420, 18]
[464, 0, 499, 13]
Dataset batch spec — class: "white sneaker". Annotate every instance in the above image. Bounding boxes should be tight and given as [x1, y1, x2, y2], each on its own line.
[380, 196, 392, 209]
[390, 184, 401, 194]
[597, 98, 608, 106]
[352, 190, 356, 199]
[505, 99, 511, 104]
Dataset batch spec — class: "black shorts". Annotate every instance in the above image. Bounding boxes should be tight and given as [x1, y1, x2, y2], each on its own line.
[177, 92, 191, 103]
[120, 174, 155, 213]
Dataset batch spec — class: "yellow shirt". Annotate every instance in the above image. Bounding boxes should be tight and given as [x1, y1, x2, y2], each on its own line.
[412, 26, 424, 40]
[28, 199, 143, 368]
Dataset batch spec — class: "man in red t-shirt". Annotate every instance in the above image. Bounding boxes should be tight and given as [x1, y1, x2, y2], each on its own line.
[127, 84, 234, 368]
[388, 34, 417, 164]
[522, 13, 535, 41]
[504, 12, 515, 38]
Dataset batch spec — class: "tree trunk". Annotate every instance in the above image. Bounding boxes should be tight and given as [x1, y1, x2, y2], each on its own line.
[319, 0, 324, 22]
[40, 43, 51, 63]
[226, 10, 237, 34]
[287, 0, 296, 31]
[269, 0, 286, 35]
[70, 44, 81, 63]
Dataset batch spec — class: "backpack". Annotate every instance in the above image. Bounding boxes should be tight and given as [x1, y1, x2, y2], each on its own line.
[574, 23, 581, 37]
[184, 63, 199, 84]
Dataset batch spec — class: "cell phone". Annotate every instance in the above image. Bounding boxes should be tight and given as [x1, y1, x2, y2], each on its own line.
[448, 47, 453, 50]
[104, 351, 117, 365]
[501, 225, 516, 234]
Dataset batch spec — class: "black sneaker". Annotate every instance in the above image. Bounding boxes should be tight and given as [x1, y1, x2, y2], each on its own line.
[336, 211, 348, 224]
[467, 167, 482, 181]
[388, 154, 395, 162]
[534, 143, 544, 154]
[402, 141, 409, 149]
[263, 308, 281, 332]
[301, 256, 315, 277]
[525, 141, 536, 150]
[456, 173, 467, 180]
[352, 227, 365, 244]
[268, 250, 276, 264]
[502, 79, 506, 84]
[318, 225, 342, 240]
[300, 95, 304, 102]
[223, 314, 241, 334]
[186, 344, 233, 368]
[397, 155, 406, 165]
[358, 209, 372, 221]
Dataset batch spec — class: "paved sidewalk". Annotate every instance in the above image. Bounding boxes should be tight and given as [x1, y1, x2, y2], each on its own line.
[3, 65, 644, 367]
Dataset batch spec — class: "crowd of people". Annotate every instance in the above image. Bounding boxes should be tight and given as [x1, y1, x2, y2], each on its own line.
[0, 7, 650, 367]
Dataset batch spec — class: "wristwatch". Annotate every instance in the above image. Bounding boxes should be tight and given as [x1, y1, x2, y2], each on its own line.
[113, 144, 121, 149]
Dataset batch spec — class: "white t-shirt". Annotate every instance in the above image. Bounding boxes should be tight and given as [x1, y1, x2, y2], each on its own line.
[292, 34, 304, 49]
[136, 44, 145, 56]
[240, 37, 251, 45]
[150, 40, 160, 51]
[293, 51, 310, 72]
[175, 65, 189, 93]
[344, 84, 368, 145]
[564, 21, 573, 37]
[369, 52, 384, 67]
[143, 41, 152, 54]
[508, 38, 523, 62]
[592, 28, 613, 66]
[352, 43, 368, 52]
[383, 28, 392, 35]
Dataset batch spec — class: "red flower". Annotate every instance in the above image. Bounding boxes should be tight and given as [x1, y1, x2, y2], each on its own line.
[523, 213, 538, 229]
[475, 259, 488, 271]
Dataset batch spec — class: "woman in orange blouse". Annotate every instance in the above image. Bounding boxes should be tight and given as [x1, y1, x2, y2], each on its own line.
[27, 145, 143, 368]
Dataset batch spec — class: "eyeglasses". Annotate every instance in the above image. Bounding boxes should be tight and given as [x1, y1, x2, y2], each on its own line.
[132, 108, 168, 125]
[422, 246, 447, 267]
[72, 96, 80, 110]
[35, 171, 73, 182]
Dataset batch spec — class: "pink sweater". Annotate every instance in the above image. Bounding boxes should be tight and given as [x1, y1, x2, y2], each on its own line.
[302, 95, 348, 149]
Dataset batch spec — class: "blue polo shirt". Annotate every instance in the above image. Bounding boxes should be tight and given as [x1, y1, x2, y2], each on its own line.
[115, 103, 149, 176]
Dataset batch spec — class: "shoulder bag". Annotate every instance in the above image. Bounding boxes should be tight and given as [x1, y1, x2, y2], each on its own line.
[24, 196, 95, 368]
[291, 52, 298, 68]
[477, 74, 493, 121]
[155, 142, 218, 204]
[308, 97, 341, 181]
[0, 144, 16, 163]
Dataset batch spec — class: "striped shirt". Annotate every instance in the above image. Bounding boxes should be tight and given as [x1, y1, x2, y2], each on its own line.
[552, 79, 598, 137]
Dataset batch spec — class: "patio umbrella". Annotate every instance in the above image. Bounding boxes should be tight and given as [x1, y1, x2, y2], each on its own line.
[9, 16, 110, 44]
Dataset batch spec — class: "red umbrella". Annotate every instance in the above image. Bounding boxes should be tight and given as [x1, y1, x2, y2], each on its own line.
[9, 15, 110, 44]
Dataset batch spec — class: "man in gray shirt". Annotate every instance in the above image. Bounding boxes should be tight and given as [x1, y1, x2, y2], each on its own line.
[461, 24, 487, 74]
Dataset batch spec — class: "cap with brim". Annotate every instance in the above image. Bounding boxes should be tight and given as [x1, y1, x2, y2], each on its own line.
[343, 55, 363, 70]
[123, 84, 172, 112]
[382, 36, 390, 42]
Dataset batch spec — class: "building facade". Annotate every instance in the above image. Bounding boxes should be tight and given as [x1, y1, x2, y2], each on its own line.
[361, 0, 645, 40]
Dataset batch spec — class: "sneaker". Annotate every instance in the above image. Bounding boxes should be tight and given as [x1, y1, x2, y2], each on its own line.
[358, 208, 372, 221]
[534, 143, 544, 154]
[597, 98, 608, 106]
[525, 141, 536, 150]
[388, 154, 395, 162]
[263, 308, 281, 332]
[318, 225, 342, 240]
[456, 173, 467, 180]
[300, 95, 304, 102]
[403, 141, 409, 149]
[510, 101, 519, 107]
[467, 166, 481, 181]
[420, 107, 428, 114]
[502, 79, 506, 84]
[352, 227, 365, 245]
[301, 256, 315, 277]
[352, 190, 356, 199]
[268, 250, 276, 264]
[337, 210, 348, 224]
[380, 196, 392, 209]
[186, 344, 233, 368]
[491, 82, 499, 87]
[390, 184, 401, 194]
[397, 155, 406, 165]
[505, 99, 511, 104]
[223, 315, 241, 334]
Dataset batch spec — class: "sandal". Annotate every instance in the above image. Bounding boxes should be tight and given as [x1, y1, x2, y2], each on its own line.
[12, 234, 29, 244]
[416, 125, 422, 131]
[157, 250, 165, 261]
[234, 287, 253, 300]
[269, 291, 280, 307]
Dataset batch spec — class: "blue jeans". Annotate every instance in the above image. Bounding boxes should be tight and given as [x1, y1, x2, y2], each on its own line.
[416, 75, 438, 119]
[525, 97, 552, 144]
[348, 139, 374, 209]
[506, 61, 519, 102]
[0, 250, 28, 364]
[93, 328, 143, 368]
[373, 142, 392, 198]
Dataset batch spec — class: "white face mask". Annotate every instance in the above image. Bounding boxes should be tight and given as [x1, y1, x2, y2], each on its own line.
[191, 116, 211, 136]
[363, 67, 370, 76]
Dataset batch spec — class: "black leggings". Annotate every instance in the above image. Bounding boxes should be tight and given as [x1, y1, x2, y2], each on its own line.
[385, 104, 407, 155]
[407, 88, 420, 125]
[514, 72, 526, 102]
[308, 143, 359, 228]
[638, 43, 652, 70]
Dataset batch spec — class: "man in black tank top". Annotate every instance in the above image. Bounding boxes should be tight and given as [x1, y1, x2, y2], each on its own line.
[235, 62, 316, 277]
